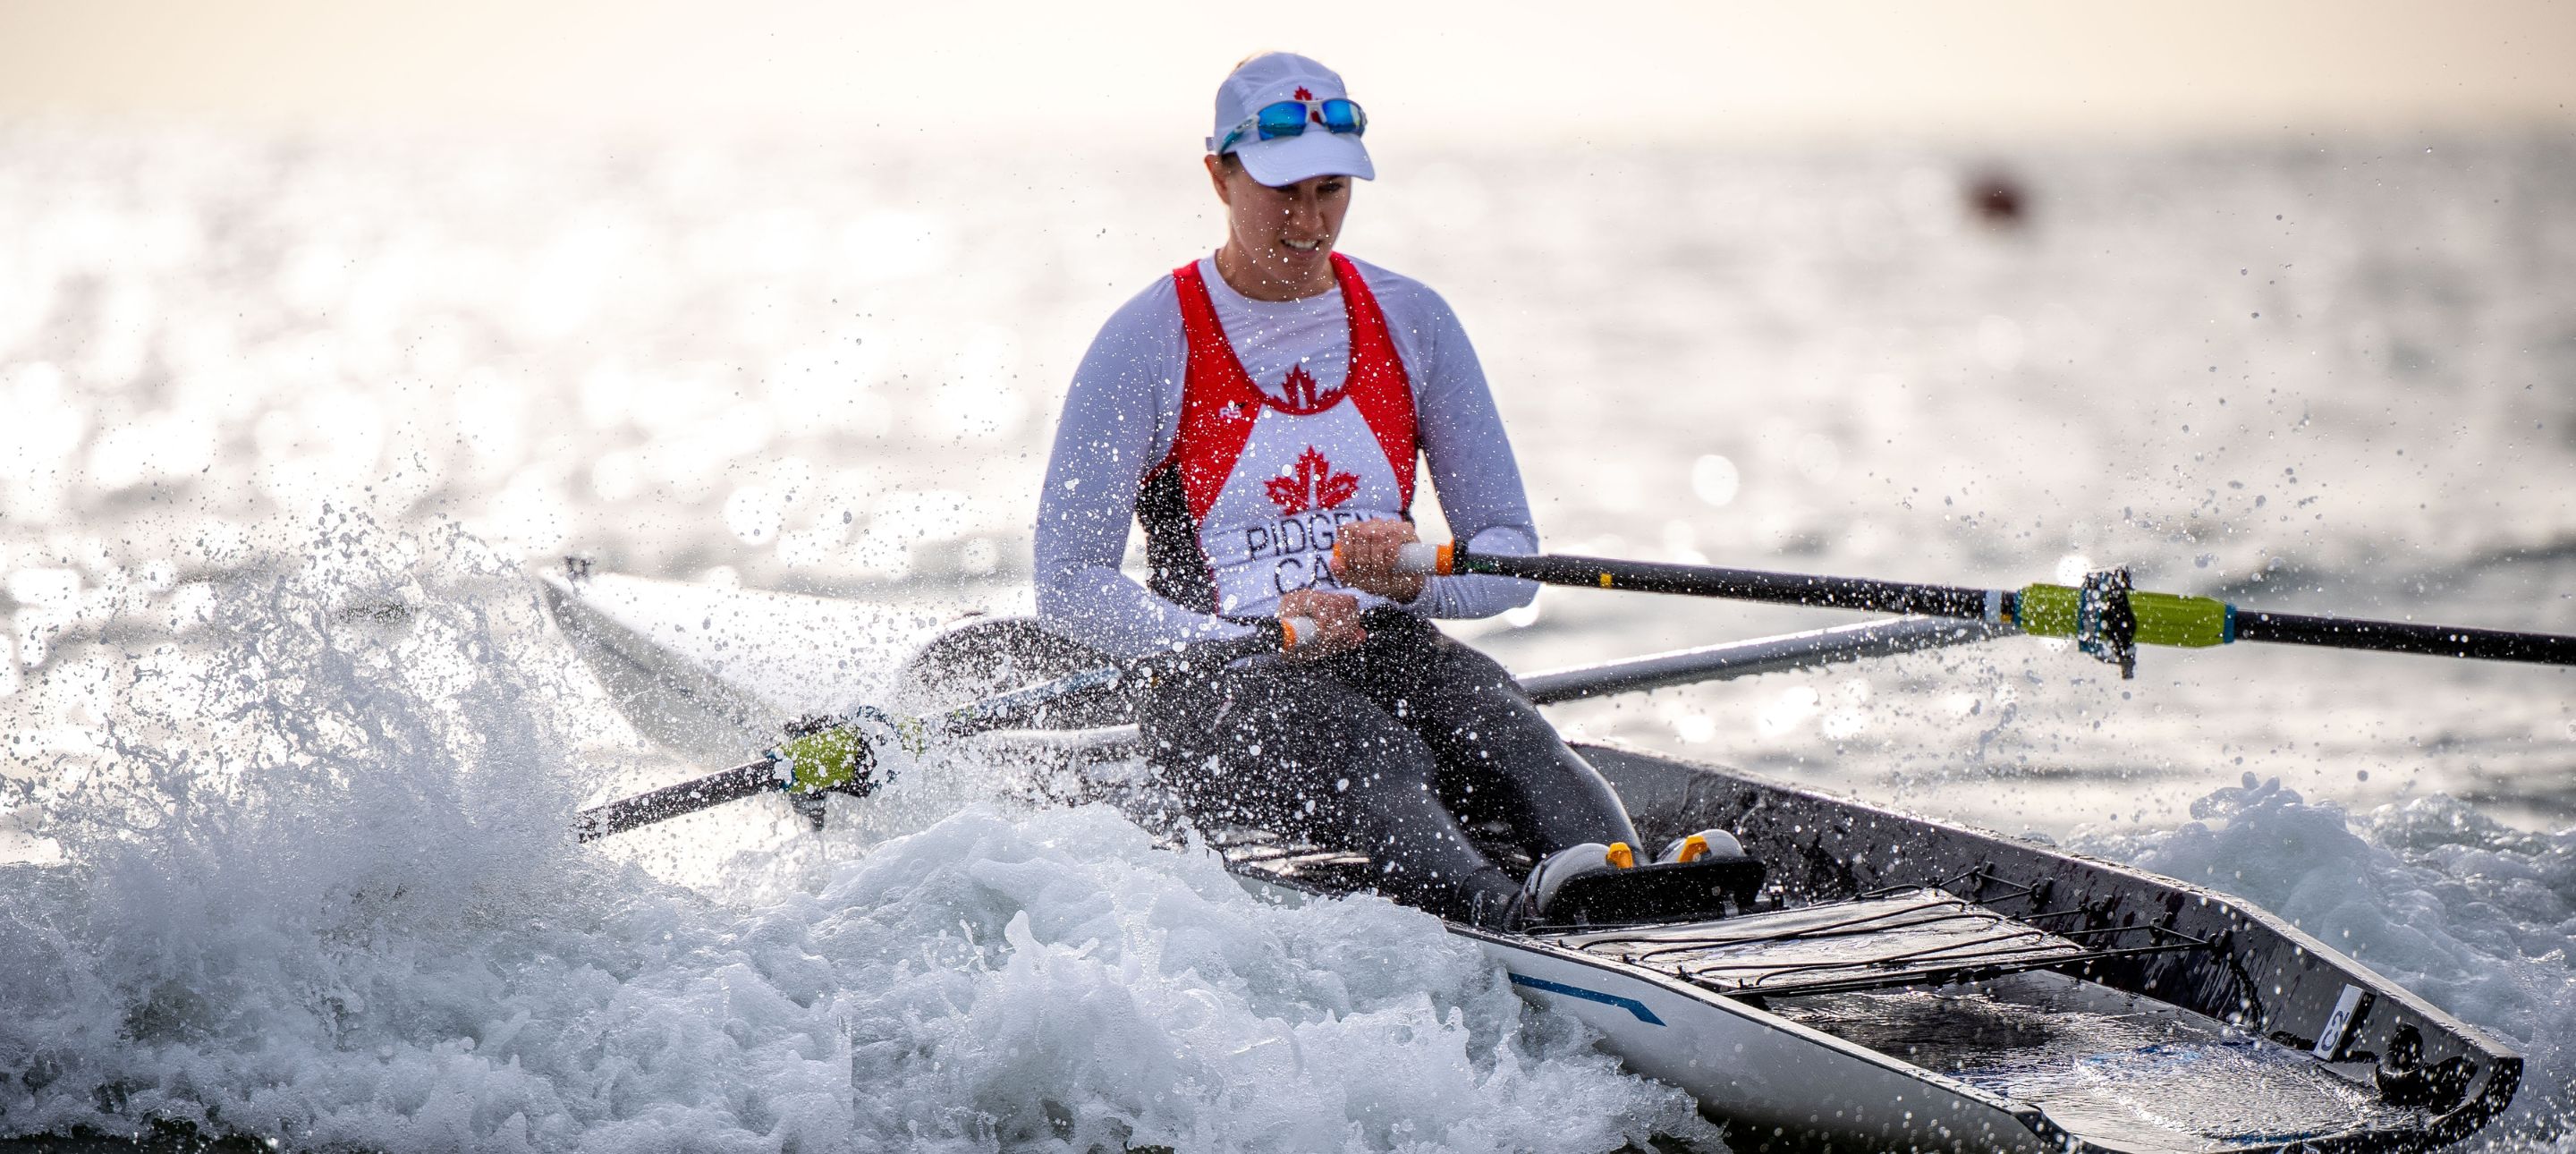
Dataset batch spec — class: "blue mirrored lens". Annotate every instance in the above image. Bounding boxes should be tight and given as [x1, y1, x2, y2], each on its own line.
[1318, 98, 1366, 135]
[1255, 102, 1309, 141]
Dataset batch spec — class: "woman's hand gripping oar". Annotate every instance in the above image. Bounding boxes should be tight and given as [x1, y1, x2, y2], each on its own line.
[572, 617, 1319, 842]
[1377, 542, 2576, 675]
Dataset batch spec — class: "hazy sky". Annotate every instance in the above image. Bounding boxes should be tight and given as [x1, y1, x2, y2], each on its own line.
[4, 0, 2573, 144]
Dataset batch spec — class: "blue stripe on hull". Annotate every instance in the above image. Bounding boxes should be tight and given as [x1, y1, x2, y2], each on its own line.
[1509, 972, 1666, 1025]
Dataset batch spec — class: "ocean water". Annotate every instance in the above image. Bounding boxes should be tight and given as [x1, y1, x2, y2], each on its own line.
[1, 124, 2570, 1149]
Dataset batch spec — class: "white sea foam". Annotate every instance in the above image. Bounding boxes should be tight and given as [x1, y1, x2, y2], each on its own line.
[0, 536, 1720, 1152]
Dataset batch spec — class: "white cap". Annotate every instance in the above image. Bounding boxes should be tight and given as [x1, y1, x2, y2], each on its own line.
[1208, 52, 1375, 187]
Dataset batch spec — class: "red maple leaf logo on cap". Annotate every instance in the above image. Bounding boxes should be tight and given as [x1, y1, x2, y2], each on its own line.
[1292, 86, 1313, 101]
[1266, 446, 1359, 515]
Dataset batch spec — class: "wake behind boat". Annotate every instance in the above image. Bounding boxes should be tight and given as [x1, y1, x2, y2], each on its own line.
[541, 567, 2522, 1153]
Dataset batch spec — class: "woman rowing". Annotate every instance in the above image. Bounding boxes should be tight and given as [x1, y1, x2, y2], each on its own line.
[1036, 52, 1670, 929]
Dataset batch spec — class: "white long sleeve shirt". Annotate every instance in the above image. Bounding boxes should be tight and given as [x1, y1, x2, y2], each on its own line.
[1034, 254, 1539, 658]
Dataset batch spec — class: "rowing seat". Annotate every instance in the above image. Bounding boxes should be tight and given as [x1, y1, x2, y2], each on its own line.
[1531, 852, 1769, 929]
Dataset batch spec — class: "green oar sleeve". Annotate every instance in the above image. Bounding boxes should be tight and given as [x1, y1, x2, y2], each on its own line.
[2013, 585, 2234, 649]
[774, 727, 872, 792]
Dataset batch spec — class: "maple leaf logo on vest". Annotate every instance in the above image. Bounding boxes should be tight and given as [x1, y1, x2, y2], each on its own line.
[1266, 445, 1359, 516]
[1277, 363, 1332, 409]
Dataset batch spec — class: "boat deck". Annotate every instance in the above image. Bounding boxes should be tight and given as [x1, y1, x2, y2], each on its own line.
[1536, 893, 2431, 1153]
[1555, 887, 2214, 1000]
[1769, 973, 2426, 1153]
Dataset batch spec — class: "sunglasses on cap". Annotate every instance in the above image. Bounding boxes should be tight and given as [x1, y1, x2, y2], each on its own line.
[1214, 98, 1367, 157]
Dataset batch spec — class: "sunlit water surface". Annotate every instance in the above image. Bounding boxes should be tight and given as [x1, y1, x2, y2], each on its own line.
[1, 126, 2570, 1150]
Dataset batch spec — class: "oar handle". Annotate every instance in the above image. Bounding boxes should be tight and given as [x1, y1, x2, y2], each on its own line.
[1327, 540, 1453, 577]
[1390, 542, 1451, 575]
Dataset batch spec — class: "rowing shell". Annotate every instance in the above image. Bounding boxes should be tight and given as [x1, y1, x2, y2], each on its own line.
[540, 569, 2521, 1153]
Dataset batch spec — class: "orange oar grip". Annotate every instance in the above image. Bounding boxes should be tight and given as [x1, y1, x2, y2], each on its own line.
[1330, 541, 1456, 576]
[1386, 542, 1450, 575]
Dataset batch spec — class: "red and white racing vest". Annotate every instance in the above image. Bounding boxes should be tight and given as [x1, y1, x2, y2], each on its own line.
[1137, 253, 1419, 618]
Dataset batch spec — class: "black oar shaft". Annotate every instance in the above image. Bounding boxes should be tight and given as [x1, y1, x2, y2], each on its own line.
[576, 759, 778, 842]
[2236, 611, 2576, 666]
[1453, 550, 1996, 619]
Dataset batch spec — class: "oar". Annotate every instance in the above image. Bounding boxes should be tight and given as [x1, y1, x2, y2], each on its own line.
[577, 607, 2021, 840]
[937, 615, 2008, 765]
[1518, 615, 2004, 703]
[573, 619, 1311, 841]
[1384, 542, 2576, 677]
